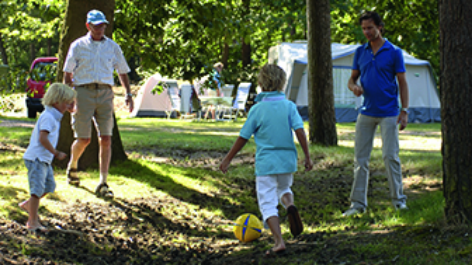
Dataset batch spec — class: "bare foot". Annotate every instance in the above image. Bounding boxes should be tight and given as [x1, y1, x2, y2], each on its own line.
[26, 221, 48, 232]
[18, 200, 30, 213]
[271, 243, 286, 253]
[265, 244, 287, 257]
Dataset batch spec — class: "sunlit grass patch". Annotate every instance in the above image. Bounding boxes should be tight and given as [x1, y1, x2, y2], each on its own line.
[1, 117, 457, 264]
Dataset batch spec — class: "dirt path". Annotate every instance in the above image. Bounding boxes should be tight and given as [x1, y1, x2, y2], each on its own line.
[0, 119, 35, 128]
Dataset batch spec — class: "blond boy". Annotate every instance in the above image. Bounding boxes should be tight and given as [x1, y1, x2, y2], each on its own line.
[220, 64, 313, 256]
[19, 83, 76, 232]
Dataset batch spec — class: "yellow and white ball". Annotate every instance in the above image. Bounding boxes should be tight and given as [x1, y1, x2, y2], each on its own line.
[233, 213, 263, 242]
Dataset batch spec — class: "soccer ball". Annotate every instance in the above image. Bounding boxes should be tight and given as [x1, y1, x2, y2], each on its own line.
[233, 213, 263, 242]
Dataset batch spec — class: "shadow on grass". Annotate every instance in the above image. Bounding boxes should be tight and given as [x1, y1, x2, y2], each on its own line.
[0, 184, 29, 220]
[109, 158, 258, 220]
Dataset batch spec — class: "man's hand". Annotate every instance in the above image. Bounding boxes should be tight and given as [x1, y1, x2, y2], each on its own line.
[397, 112, 408, 130]
[351, 84, 364, 97]
[126, 96, 134, 113]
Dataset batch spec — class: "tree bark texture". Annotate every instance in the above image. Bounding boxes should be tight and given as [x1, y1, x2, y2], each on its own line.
[54, 0, 127, 170]
[222, 42, 229, 67]
[306, 0, 338, 146]
[241, 0, 251, 67]
[30, 43, 36, 64]
[439, 0, 472, 223]
[0, 34, 8, 65]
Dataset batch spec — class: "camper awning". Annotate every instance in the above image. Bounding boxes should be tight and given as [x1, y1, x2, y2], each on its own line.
[293, 42, 431, 67]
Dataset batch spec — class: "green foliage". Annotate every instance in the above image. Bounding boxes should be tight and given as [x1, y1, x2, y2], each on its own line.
[115, 0, 225, 83]
[0, 0, 440, 93]
[0, 66, 28, 93]
[29, 61, 57, 82]
[0, 0, 64, 67]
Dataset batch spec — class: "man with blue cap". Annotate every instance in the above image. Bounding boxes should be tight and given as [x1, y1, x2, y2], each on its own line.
[63, 9, 133, 198]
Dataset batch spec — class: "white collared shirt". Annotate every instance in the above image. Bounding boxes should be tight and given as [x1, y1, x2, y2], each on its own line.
[23, 106, 64, 164]
[63, 32, 130, 86]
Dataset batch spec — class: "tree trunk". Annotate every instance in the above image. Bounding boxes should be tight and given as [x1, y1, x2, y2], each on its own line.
[54, 0, 127, 170]
[439, 0, 472, 223]
[241, 0, 251, 67]
[306, 0, 337, 146]
[0, 34, 8, 65]
[47, 38, 52, 56]
[30, 43, 36, 63]
[222, 42, 229, 67]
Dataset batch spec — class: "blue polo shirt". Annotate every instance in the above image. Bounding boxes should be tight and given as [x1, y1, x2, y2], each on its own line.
[353, 40, 406, 117]
[240, 91, 304, 176]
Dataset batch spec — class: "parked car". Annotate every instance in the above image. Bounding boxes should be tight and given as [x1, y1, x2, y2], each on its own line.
[25, 57, 58, 118]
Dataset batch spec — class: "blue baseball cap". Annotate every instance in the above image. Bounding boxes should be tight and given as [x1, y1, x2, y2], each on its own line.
[86, 10, 109, 25]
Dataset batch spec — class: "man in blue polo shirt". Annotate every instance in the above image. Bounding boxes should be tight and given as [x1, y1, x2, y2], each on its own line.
[343, 11, 410, 216]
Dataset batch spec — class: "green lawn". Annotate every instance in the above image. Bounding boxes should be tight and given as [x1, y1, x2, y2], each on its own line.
[1, 116, 469, 265]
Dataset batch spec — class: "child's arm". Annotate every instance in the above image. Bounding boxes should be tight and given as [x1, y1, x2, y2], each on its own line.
[219, 136, 248, 174]
[294, 128, 313, 171]
[39, 130, 67, 160]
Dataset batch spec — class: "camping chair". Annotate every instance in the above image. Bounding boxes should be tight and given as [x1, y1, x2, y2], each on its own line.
[166, 84, 181, 119]
[222, 82, 251, 121]
[220, 84, 234, 97]
[179, 84, 195, 120]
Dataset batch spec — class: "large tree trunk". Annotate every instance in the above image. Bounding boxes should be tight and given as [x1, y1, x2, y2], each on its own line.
[30, 43, 36, 63]
[439, 0, 472, 223]
[221, 42, 229, 67]
[241, 0, 251, 67]
[54, 0, 127, 170]
[0, 34, 8, 65]
[306, 0, 337, 146]
[47, 38, 52, 56]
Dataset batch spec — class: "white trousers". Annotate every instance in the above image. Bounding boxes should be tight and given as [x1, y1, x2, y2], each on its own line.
[350, 114, 407, 209]
[256, 173, 293, 222]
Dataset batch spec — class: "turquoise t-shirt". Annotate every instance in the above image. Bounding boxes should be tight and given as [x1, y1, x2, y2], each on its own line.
[239, 91, 304, 176]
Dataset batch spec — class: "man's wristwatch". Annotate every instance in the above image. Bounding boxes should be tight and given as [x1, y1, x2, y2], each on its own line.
[401, 107, 409, 114]
[126, 93, 133, 98]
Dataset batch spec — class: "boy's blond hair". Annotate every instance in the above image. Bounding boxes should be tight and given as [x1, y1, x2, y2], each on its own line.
[257, 64, 286, 92]
[42, 83, 76, 106]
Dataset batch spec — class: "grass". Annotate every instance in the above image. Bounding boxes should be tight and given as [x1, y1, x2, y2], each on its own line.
[0, 114, 470, 264]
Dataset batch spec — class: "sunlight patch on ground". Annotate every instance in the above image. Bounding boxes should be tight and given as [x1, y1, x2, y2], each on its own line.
[339, 134, 441, 152]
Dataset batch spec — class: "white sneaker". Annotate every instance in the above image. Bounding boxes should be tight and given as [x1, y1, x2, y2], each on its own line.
[395, 203, 408, 211]
[342, 207, 365, 217]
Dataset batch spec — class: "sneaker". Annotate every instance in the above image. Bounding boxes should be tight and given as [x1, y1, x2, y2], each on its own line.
[395, 203, 408, 211]
[95, 183, 114, 198]
[342, 207, 366, 217]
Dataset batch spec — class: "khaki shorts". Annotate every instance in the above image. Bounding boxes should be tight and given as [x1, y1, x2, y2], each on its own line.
[72, 84, 114, 138]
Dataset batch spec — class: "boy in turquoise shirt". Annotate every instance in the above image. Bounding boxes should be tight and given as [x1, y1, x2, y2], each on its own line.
[220, 64, 313, 257]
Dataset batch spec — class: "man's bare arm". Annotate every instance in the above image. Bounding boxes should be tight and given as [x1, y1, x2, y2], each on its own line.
[118, 73, 134, 113]
[348, 70, 363, 97]
[63, 72, 74, 87]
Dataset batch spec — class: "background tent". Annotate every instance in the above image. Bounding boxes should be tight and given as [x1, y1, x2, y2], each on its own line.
[130, 74, 180, 118]
[268, 42, 441, 123]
